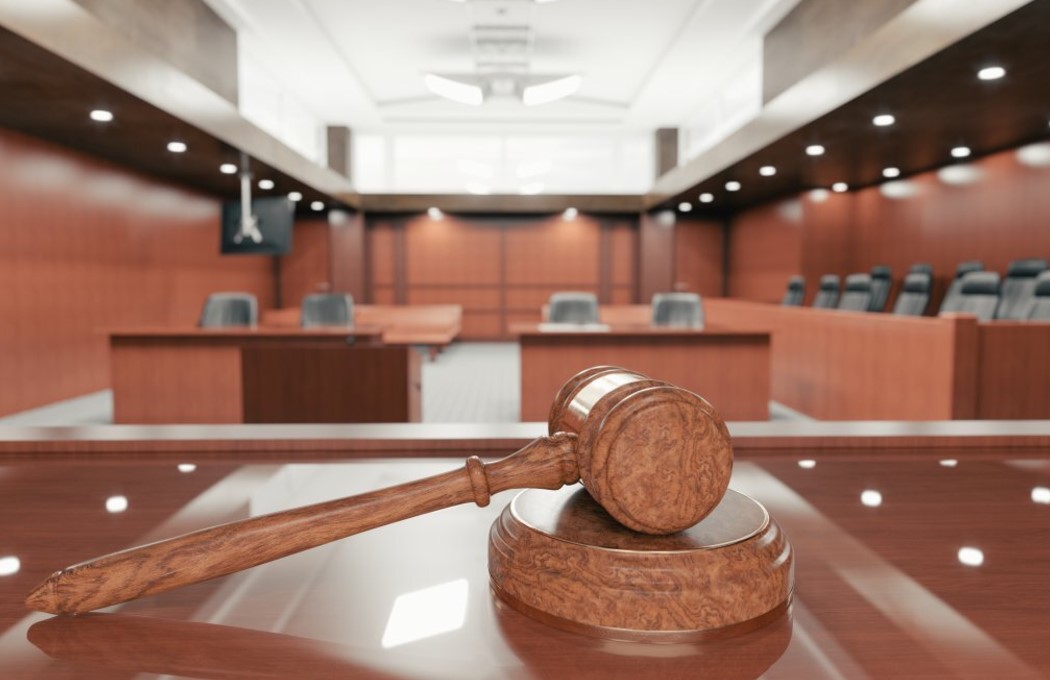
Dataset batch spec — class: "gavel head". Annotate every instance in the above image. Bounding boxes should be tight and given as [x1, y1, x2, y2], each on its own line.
[548, 366, 733, 535]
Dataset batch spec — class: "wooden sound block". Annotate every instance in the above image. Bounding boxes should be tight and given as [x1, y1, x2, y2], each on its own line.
[489, 485, 794, 642]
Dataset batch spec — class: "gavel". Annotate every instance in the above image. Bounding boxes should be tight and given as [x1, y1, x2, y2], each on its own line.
[26, 366, 733, 616]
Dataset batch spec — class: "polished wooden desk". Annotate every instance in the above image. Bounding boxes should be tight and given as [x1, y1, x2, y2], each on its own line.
[110, 327, 421, 424]
[514, 324, 771, 421]
[1, 424, 1049, 678]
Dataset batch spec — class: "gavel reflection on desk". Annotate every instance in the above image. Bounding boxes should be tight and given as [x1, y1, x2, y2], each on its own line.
[26, 366, 742, 628]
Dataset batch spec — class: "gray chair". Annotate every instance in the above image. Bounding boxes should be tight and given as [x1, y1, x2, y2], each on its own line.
[995, 258, 1049, 320]
[651, 292, 703, 328]
[547, 292, 600, 324]
[838, 273, 873, 312]
[868, 265, 892, 312]
[948, 271, 1000, 321]
[199, 292, 258, 328]
[781, 275, 805, 307]
[812, 275, 840, 309]
[301, 293, 354, 328]
[939, 260, 984, 314]
[1024, 271, 1050, 320]
[892, 272, 932, 316]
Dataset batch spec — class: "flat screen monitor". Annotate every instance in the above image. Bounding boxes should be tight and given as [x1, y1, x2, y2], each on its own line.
[221, 196, 294, 255]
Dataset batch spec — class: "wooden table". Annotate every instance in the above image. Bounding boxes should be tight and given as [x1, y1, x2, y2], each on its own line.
[1, 424, 1049, 678]
[110, 327, 421, 424]
[514, 324, 771, 421]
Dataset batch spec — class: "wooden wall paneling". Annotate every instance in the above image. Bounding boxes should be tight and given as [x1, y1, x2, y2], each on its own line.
[404, 215, 502, 286]
[503, 215, 601, 286]
[406, 287, 501, 308]
[367, 218, 399, 290]
[608, 219, 638, 290]
[279, 218, 330, 308]
[639, 212, 675, 302]
[329, 210, 366, 302]
[0, 129, 273, 416]
[975, 322, 1050, 419]
[800, 192, 853, 297]
[727, 199, 804, 303]
[674, 217, 726, 297]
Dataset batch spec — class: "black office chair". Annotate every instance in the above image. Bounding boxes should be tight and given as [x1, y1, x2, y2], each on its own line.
[892, 272, 932, 316]
[1024, 271, 1050, 321]
[781, 275, 805, 307]
[838, 274, 873, 312]
[868, 265, 892, 312]
[547, 292, 600, 324]
[939, 260, 984, 314]
[812, 275, 840, 309]
[651, 292, 703, 328]
[301, 293, 354, 328]
[995, 258, 1049, 320]
[947, 271, 1000, 321]
[199, 293, 258, 328]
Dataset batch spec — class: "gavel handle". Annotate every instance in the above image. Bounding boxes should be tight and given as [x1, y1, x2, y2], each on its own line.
[26, 434, 579, 616]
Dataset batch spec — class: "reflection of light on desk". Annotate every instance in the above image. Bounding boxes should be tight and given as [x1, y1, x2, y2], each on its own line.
[939, 459, 958, 468]
[177, 464, 197, 473]
[860, 490, 883, 507]
[1032, 486, 1050, 505]
[958, 547, 984, 567]
[0, 556, 20, 576]
[381, 578, 469, 648]
[105, 495, 128, 513]
[797, 460, 816, 469]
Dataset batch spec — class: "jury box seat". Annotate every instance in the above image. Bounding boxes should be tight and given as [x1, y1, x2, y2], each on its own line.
[199, 292, 258, 328]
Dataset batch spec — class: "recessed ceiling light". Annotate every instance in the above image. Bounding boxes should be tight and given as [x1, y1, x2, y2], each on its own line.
[873, 114, 895, 127]
[258, 179, 275, 190]
[219, 163, 237, 174]
[166, 141, 187, 153]
[798, 459, 816, 469]
[832, 182, 848, 192]
[725, 181, 741, 192]
[951, 146, 971, 158]
[759, 165, 776, 177]
[1032, 486, 1050, 504]
[310, 201, 325, 211]
[882, 167, 901, 178]
[89, 109, 113, 122]
[699, 192, 714, 203]
[977, 66, 1006, 81]
[806, 144, 825, 156]
[288, 191, 303, 202]
[678, 201, 693, 212]
[563, 207, 578, 220]
[177, 464, 197, 473]
[105, 495, 128, 513]
[939, 459, 958, 467]
[427, 206, 444, 220]
[0, 555, 20, 577]
[809, 188, 830, 202]
[860, 490, 883, 507]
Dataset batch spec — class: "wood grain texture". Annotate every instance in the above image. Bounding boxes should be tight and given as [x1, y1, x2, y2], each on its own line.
[976, 321, 1050, 419]
[727, 199, 804, 303]
[674, 217, 726, 296]
[504, 215, 601, 285]
[638, 212, 675, 301]
[328, 210, 367, 301]
[279, 217, 330, 307]
[519, 328, 771, 422]
[490, 487, 792, 640]
[0, 128, 273, 417]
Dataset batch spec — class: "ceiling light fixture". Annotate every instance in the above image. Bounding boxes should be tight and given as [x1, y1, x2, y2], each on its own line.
[220, 163, 237, 174]
[759, 166, 776, 177]
[0, 556, 20, 577]
[424, 73, 484, 106]
[522, 75, 582, 107]
[977, 66, 1006, 81]
[725, 181, 741, 192]
[958, 546, 984, 567]
[873, 114, 895, 127]
[427, 207, 444, 220]
[563, 207, 578, 220]
[310, 201, 325, 211]
[882, 167, 901, 178]
[678, 202, 693, 212]
[699, 193, 714, 203]
[288, 191, 302, 202]
[832, 182, 848, 192]
[806, 144, 825, 156]
[166, 141, 187, 153]
[951, 146, 972, 158]
[89, 109, 113, 122]
[258, 179, 275, 190]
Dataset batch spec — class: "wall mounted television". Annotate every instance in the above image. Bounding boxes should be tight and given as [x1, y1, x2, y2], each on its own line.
[221, 196, 294, 255]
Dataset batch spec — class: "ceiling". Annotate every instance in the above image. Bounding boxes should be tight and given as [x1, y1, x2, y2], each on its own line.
[204, 0, 801, 131]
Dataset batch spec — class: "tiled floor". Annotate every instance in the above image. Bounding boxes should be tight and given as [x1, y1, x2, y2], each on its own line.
[0, 342, 803, 425]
